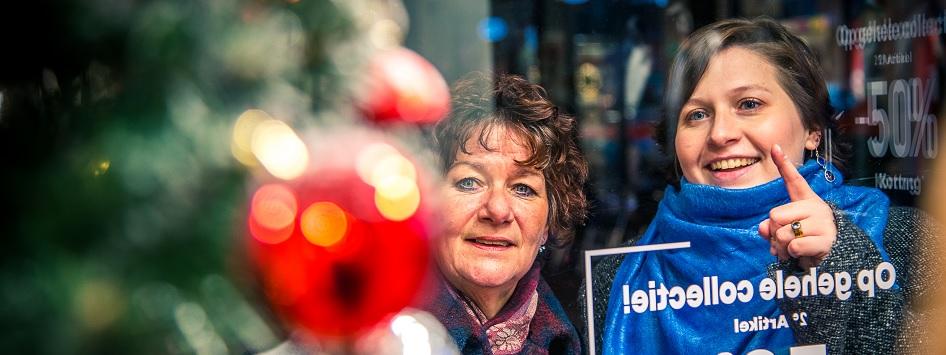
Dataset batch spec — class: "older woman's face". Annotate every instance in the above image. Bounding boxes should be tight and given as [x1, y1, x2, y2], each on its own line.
[435, 126, 548, 297]
[675, 47, 820, 188]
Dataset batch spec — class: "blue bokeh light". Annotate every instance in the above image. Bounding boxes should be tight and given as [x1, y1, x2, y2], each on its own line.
[477, 16, 509, 42]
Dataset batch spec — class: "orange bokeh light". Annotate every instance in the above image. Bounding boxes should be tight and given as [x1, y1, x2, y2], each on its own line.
[374, 176, 421, 221]
[250, 184, 298, 244]
[300, 202, 349, 247]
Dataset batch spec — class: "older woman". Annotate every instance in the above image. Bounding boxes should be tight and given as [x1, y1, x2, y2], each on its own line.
[589, 18, 935, 354]
[420, 73, 588, 354]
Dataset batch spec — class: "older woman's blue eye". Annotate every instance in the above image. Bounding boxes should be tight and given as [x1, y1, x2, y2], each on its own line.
[513, 184, 537, 197]
[456, 177, 478, 191]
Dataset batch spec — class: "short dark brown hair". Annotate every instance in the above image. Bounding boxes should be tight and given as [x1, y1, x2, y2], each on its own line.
[657, 17, 845, 185]
[433, 73, 588, 246]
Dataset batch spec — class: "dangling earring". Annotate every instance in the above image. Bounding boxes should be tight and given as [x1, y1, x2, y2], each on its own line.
[816, 128, 836, 182]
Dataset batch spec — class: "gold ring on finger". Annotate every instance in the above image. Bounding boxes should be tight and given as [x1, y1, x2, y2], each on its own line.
[791, 221, 804, 238]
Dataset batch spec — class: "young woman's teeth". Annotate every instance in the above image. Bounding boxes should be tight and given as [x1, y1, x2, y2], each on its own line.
[711, 158, 757, 170]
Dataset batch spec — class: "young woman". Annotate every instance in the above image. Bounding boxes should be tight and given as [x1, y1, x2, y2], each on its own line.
[590, 18, 935, 354]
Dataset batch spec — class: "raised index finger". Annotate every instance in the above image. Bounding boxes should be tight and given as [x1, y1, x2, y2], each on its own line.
[771, 144, 817, 201]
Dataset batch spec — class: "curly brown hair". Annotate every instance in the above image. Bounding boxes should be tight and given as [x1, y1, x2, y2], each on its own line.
[433, 73, 588, 246]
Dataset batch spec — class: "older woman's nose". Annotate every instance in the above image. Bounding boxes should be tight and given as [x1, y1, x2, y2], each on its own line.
[707, 114, 741, 147]
[479, 189, 514, 224]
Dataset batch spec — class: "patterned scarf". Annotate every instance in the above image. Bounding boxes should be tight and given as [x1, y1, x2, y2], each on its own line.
[421, 262, 582, 355]
[455, 277, 539, 353]
[601, 160, 890, 354]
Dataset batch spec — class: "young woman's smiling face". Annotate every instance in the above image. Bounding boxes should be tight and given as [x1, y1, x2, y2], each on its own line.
[675, 46, 820, 188]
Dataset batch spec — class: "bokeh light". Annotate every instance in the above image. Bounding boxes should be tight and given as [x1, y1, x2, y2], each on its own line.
[391, 314, 433, 355]
[174, 302, 229, 354]
[356, 142, 401, 184]
[375, 175, 417, 201]
[74, 279, 124, 332]
[355, 143, 422, 221]
[199, 275, 279, 351]
[250, 119, 309, 180]
[375, 176, 421, 221]
[250, 184, 297, 244]
[370, 154, 417, 188]
[231, 109, 272, 167]
[93, 160, 111, 177]
[477, 16, 508, 42]
[300, 202, 349, 247]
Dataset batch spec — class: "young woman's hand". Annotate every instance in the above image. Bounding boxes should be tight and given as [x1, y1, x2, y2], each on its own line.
[758, 144, 837, 269]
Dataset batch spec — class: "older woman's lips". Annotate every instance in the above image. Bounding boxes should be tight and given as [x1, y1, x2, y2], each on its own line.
[465, 236, 514, 251]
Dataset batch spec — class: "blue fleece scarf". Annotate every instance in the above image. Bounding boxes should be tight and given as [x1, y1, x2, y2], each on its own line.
[601, 160, 890, 354]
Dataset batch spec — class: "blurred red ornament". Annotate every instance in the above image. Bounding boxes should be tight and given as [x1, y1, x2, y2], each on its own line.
[246, 132, 435, 339]
[360, 47, 450, 124]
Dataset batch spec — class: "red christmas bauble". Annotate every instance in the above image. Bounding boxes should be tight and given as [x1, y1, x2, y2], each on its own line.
[360, 47, 450, 124]
[246, 131, 435, 339]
